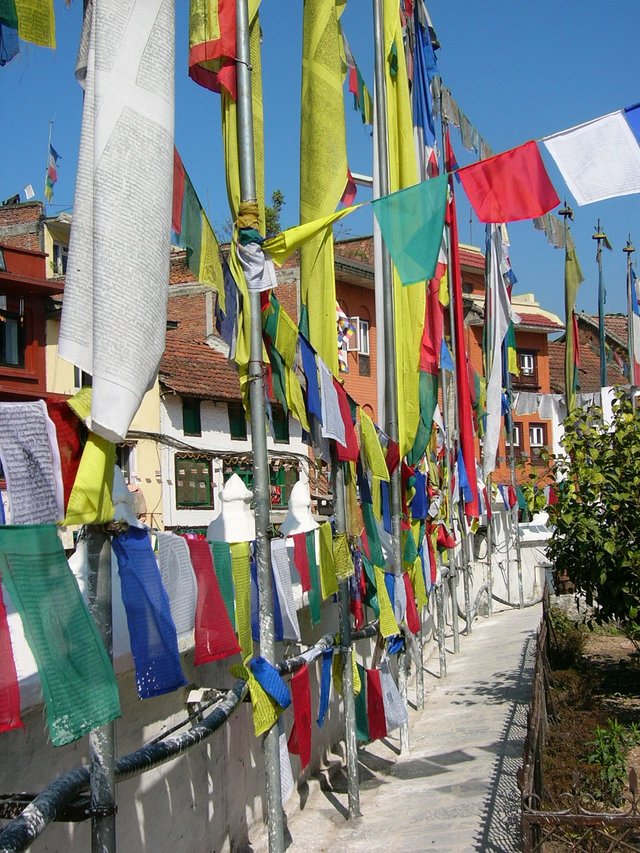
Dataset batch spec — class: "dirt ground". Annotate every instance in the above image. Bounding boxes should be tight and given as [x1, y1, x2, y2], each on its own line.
[543, 630, 640, 809]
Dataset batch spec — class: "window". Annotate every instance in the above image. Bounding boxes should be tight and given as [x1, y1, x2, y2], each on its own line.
[505, 422, 522, 449]
[0, 295, 25, 368]
[73, 366, 93, 389]
[272, 406, 289, 443]
[52, 243, 68, 276]
[529, 422, 548, 464]
[346, 317, 360, 352]
[175, 455, 213, 508]
[358, 320, 370, 356]
[116, 443, 135, 483]
[518, 351, 537, 377]
[182, 398, 202, 436]
[228, 402, 247, 440]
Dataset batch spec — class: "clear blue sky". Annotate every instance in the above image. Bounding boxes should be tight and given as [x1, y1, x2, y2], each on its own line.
[2, 1, 639, 324]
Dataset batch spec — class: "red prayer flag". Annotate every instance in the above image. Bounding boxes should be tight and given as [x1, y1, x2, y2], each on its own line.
[292, 533, 312, 592]
[446, 131, 479, 518]
[172, 148, 186, 235]
[402, 573, 421, 635]
[184, 538, 241, 665]
[385, 439, 400, 476]
[287, 665, 312, 769]
[335, 381, 359, 462]
[366, 668, 387, 741]
[188, 0, 237, 100]
[458, 140, 559, 223]
[0, 585, 23, 733]
[46, 400, 84, 510]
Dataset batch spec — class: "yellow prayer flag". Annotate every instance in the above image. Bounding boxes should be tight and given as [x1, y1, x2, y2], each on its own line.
[332, 646, 362, 697]
[230, 542, 253, 662]
[410, 556, 428, 611]
[285, 363, 310, 433]
[374, 565, 400, 638]
[199, 209, 224, 310]
[67, 386, 92, 422]
[15, 0, 56, 48]
[360, 410, 390, 481]
[275, 309, 299, 369]
[346, 462, 364, 539]
[332, 533, 354, 581]
[318, 522, 338, 599]
[262, 206, 361, 267]
[63, 434, 115, 526]
[230, 664, 280, 737]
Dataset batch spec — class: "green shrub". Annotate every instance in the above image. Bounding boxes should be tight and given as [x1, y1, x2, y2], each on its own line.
[548, 606, 585, 668]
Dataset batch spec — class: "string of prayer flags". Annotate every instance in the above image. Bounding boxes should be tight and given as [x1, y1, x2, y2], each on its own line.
[316, 648, 333, 728]
[230, 663, 281, 737]
[14, 0, 55, 48]
[46, 400, 84, 511]
[209, 540, 236, 629]
[188, 0, 236, 98]
[458, 140, 559, 223]
[543, 106, 640, 206]
[0, 401, 63, 524]
[343, 33, 373, 126]
[230, 541, 253, 662]
[63, 433, 115, 526]
[379, 660, 408, 732]
[172, 149, 224, 301]
[564, 241, 585, 413]
[291, 532, 312, 592]
[156, 532, 197, 638]
[402, 572, 421, 635]
[374, 566, 400, 637]
[113, 527, 186, 699]
[270, 539, 301, 641]
[0, 583, 22, 733]
[318, 522, 338, 600]
[0, 525, 120, 745]
[334, 381, 359, 462]
[287, 664, 312, 769]
[366, 668, 387, 742]
[262, 206, 361, 267]
[185, 538, 240, 664]
[372, 174, 448, 285]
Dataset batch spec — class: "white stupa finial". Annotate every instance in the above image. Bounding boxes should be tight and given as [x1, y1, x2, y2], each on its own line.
[279, 480, 319, 537]
[206, 473, 256, 543]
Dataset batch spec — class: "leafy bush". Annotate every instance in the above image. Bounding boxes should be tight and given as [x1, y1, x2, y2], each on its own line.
[585, 718, 640, 804]
[548, 606, 585, 668]
[548, 396, 640, 634]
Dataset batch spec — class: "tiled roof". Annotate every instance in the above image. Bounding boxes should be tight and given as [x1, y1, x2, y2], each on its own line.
[159, 333, 241, 401]
[548, 327, 628, 395]
[516, 311, 564, 331]
[579, 312, 628, 346]
[459, 245, 485, 270]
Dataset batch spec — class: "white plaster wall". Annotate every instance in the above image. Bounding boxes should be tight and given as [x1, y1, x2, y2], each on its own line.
[159, 395, 309, 530]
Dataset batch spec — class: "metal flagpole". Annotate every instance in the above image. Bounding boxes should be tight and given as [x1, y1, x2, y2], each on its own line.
[505, 366, 524, 609]
[333, 453, 361, 819]
[235, 2, 283, 850]
[624, 237, 636, 411]
[87, 527, 116, 853]
[593, 220, 609, 390]
[372, 0, 409, 755]
[482, 224, 494, 619]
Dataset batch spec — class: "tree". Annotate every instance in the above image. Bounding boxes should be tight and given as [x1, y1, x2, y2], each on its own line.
[548, 394, 640, 633]
[264, 190, 285, 238]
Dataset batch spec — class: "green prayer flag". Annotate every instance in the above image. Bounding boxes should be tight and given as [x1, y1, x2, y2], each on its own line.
[406, 372, 439, 466]
[362, 502, 385, 567]
[182, 173, 202, 277]
[0, 525, 120, 746]
[354, 663, 370, 741]
[210, 541, 236, 629]
[305, 530, 322, 626]
[0, 0, 18, 28]
[372, 174, 448, 285]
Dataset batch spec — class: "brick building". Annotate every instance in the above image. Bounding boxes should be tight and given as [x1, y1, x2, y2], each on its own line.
[549, 312, 628, 395]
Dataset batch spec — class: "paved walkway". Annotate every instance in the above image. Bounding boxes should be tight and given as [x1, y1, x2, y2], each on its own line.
[266, 604, 541, 853]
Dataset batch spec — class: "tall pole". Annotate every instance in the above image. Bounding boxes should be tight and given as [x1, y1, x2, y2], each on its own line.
[235, 3, 283, 850]
[372, 0, 408, 755]
[483, 227, 494, 617]
[505, 367, 524, 608]
[333, 453, 361, 819]
[593, 220, 609, 389]
[87, 527, 116, 853]
[624, 238, 636, 411]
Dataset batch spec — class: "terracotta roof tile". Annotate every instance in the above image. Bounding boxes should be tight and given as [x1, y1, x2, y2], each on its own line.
[159, 333, 241, 400]
[516, 311, 564, 331]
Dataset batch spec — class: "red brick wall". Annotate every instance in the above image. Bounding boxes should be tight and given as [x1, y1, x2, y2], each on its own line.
[0, 202, 43, 253]
[336, 279, 378, 420]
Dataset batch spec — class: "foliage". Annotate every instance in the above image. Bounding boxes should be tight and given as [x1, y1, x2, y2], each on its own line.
[585, 718, 640, 804]
[264, 190, 285, 238]
[548, 606, 585, 668]
[548, 395, 640, 633]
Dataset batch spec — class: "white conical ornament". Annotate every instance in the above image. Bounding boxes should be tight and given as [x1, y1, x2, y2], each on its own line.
[279, 480, 319, 537]
[206, 473, 256, 543]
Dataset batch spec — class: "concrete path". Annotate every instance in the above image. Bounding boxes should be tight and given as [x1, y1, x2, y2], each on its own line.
[268, 604, 541, 853]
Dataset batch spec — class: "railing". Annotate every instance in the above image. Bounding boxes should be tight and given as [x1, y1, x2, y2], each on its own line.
[518, 596, 640, 851]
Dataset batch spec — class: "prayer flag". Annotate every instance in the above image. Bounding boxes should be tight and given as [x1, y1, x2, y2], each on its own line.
[459, 140, 559, 223]
[543, 109, 640, 206]
[0, 583, 22, 732]
[565, 241, 584, 412]
[287, 665, 312, 769]
[366, 668, 387, 741]
[631, 268, 640, 385]
[44, 143, 60, 202]
[372, 175, 448, 285]
[15, 0, 55, 48]
[59, 0, 174, 443]
[412, 9, 439, 178]
[0, 524, 120, 745]
[0, 21, 19, 66]
[188, 0, 236, 99]
[263, 206, 361, 267]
